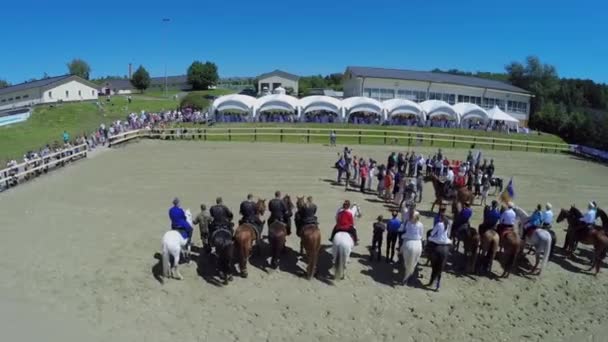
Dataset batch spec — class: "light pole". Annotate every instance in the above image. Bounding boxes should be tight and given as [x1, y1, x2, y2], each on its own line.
[162, 18, 171, 98]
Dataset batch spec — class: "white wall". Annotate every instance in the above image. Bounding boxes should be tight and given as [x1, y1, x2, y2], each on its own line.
[258, 76, 298, 95]
[0, 88, 42, 111]
[41, 80, 98, 103]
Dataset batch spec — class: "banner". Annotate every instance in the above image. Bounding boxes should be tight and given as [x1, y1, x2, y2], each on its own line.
[571, 145, 608, 162]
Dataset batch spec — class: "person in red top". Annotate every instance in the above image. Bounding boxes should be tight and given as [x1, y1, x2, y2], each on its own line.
[329, 200, 359, 245]
[359, 161, 369, 193]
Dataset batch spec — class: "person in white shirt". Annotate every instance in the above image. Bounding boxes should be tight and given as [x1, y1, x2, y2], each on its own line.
[542, 203, 554, 228]
[400, 211, 423, 285]
[498, 202, 517, 234]
[446, 167, 455, 184]
[426, 209, 451, 291]
[580, 201, 597, 228]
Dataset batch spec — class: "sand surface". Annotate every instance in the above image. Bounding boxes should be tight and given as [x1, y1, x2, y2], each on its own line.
[1, 140, 607, 342]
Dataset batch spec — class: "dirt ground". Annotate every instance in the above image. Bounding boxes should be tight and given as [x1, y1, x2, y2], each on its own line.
[1, 140, 607, 342]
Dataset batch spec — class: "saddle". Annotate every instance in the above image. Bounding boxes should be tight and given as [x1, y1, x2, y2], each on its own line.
[499, 226, 514, 240]
[211, 228, 233, 246]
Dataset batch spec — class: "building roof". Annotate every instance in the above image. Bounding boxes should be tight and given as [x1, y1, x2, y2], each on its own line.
[346, 66, 530, 95]
[150, 75, 188, 85]
[0, 75, 76, 96]
[257, 70, 300, 81]
[102, 79, 133, 90]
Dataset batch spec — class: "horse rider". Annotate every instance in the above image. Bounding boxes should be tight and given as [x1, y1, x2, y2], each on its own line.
[479, 200, 501, 235]
[523, 204, 543, 239]
[239, 193, 263, 234]
[443, 166, 455, 196]
[193, 204, 212, 253]
[330, 200, 359, 245]
[497, 201, 517, 235]
[209, 197, 234, 237]
[542, 203, 554, 229]
[268, 191, 290, 235]
[452, 201, 473, 238]
[580, 201, 598, 229]
[169, 198, 193, 241]
[295, 196, 319, 237]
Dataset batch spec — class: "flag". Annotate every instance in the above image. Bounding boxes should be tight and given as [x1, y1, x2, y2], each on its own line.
[500, 177, 515, 203]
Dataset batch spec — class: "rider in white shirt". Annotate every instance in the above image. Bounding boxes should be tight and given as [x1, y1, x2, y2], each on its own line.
[580, 201, 597, 228]
[446, 167, 455, 184]
[542, 203, 554, 228]
[498, 202, 516, 234]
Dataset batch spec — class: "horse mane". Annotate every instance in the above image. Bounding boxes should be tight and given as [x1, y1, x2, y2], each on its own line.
[570, 206, 582, 218]
[283, 195, 294, 211]
[255, 199, 266, 214]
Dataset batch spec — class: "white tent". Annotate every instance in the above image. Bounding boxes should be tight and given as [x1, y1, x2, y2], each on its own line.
[487, 106, 519, 124]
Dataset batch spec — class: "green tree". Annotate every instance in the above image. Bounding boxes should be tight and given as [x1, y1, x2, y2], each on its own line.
[67, 58, 91, 80]
[0, 79, 9, 89]
[187, 61, 219, 90]
[130, 65, 151, 93]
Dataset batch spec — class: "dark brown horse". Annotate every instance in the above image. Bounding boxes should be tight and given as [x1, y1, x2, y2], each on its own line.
[453, 224, 480, 273]
[425, 174, 474, 212]
[267, 195, 294, 269]
[296, 197, 321, 279]
[478, 228, 500, 275]
[557, 207, 608, 274]
[234, 199, 266, 277]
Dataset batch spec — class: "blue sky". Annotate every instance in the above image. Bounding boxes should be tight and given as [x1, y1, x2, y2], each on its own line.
[1, 0, 606, 84]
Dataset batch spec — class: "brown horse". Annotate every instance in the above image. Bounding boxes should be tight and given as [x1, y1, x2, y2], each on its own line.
[478, 228, 500, 275]
[557, 207, 608, 274]
[234, 199, 266, 277]
[498, 227, 522, 278]
[453, 225, 479, 273]
[296, 197, 321, 279]
[267, 195, 294, 269]
[425, 174, 474, 212]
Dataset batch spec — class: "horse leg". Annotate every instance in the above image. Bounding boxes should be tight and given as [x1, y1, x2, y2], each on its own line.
[239, 244, 249, 278]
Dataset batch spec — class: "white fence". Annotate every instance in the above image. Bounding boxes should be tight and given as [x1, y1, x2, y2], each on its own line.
[0, 144, 87, 187]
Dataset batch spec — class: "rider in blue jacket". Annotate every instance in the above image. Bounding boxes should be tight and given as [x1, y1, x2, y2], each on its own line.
[169, 198, 193, 239]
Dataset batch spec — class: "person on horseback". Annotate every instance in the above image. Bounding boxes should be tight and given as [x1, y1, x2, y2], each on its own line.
[295, 196, 318, 237]
[479, 200, 500, 235]
[169, 198, 193, 240]
[239, 194, 264, 237]
[487, 159, 495, 179]
[268, 191, 290, 234]
[443, 166, 455, 196]
[497, 201, 516, 235]
[330, 200, 359, 245]
[209, 197, 234, 236]
[523, 204, 543, 238]
[580, 201, 598, 229]
[542, 203, 554, 228]
[452, 201, 473, 238]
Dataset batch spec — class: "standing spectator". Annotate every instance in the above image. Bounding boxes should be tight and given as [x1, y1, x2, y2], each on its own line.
[359, 160, 369, 193]
[371, 215, 386, 262]
[416, 173, 424, 203]
[62, 131, 70, 144]
[385, 211, 401, 263]
[384, 168, 394, 201]
[329, 130, 336, 146]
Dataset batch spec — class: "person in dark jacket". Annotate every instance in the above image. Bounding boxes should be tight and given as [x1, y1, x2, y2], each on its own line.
[268, 191, 289, 233]
[209, 197, 234, 236]
[295, 196, 319, 236]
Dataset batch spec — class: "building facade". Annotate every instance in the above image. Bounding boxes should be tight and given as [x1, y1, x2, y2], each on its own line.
[257, 70, 299, 96]
[0, 75, 99, 111]
[343, 66, 532, 125]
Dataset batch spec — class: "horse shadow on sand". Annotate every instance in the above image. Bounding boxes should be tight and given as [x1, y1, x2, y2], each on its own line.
[549, 247, 606, 275]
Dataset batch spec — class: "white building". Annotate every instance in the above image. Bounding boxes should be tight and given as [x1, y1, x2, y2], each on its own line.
[257, 70, 299, 96]
[343, 66, 533, 125]
[0, 75, 99, 111]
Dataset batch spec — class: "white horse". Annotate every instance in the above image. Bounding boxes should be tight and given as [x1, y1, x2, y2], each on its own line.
[331, 203, 362, 280]
[161, 209, 193, 280]
[513, 206, 552, 275]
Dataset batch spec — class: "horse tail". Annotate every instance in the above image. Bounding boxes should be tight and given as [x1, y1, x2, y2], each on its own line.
[161, 240, 171, 278]
[334, 244, 346, 280]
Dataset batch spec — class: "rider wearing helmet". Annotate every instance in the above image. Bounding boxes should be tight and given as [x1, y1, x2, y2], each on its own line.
[329, 200, 359, 245]
[580, 201, 598, 229]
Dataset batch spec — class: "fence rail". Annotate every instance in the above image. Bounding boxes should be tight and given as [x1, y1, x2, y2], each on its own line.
[107, 127, 570, 153]
[0, 144, 88, 186]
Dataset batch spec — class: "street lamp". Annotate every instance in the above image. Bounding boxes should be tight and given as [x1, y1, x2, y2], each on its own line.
[162, 18, 171, 97]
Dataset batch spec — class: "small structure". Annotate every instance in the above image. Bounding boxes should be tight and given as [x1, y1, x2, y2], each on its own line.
[257, 70, 299, 96]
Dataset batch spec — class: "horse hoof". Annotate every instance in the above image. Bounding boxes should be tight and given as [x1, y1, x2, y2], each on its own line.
[241, 272, 248, 278]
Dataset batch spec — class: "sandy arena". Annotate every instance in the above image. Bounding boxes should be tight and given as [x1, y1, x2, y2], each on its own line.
[1, 140, 607, 342]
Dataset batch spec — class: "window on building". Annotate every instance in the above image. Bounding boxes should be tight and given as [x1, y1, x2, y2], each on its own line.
[78, 90, 82, 96]
[1, 99, 5, 103]
[66, 90, 69, 98]
[48, 91, 52, 98]
[369, 88, 380, 100]
[272, 83, 281, 90]
[91, 90, 95, 96]
[261, 83, 270, 91]
[23, 94, 29, 99]
[15, 96, 21, 100]
[379, 88, 394, 100]
[8, 98, 13, 102]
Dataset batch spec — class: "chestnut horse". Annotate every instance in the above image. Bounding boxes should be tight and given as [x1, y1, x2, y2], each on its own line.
[498, 226, 522, 278]
[557, 207, 608, 274]
[295, 197, 321, 279]
[425, 174, 474, 212]
[267, 195, 294, 269]
[234, 199, 266, 277]
[478, 228, 500, 275]
[452, 224, 480, 274]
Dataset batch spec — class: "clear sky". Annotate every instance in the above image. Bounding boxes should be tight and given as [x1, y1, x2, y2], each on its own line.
[1, 0, 606, 84]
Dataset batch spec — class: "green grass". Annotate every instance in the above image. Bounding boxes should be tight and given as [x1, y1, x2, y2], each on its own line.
[0, 95, 178, 161]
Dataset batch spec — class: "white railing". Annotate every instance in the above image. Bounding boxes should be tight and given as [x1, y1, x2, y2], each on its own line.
[0, 144, 87, 186]
[107, 130, 142, 146]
